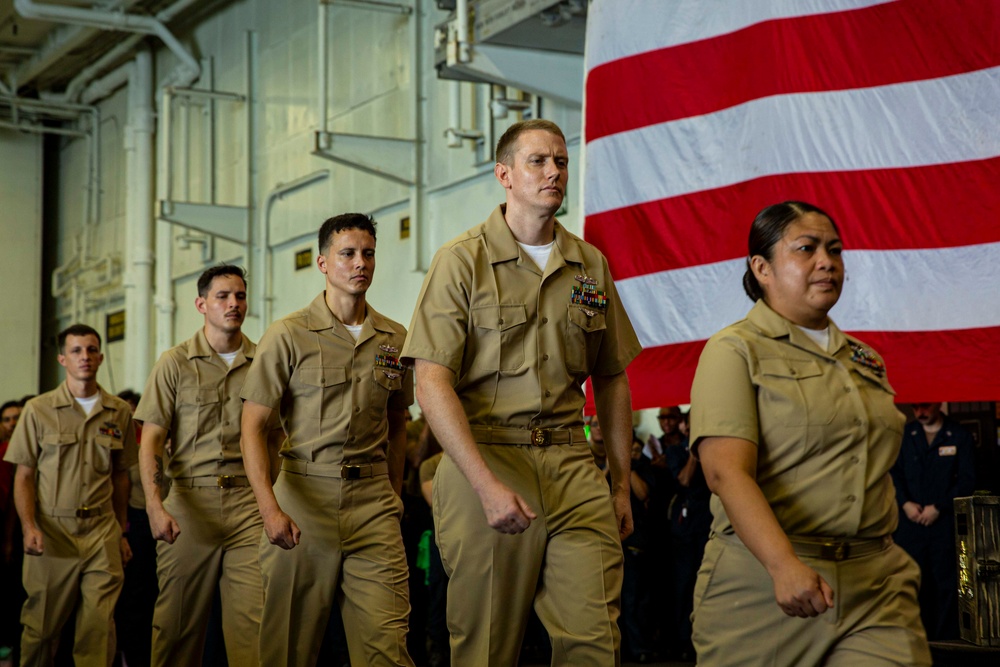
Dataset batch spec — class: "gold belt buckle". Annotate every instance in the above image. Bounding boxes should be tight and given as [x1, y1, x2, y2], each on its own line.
[819, 541, 849, 560]
[530, 428, 552, 446]
[217, 475, 236, 488]
[75, 506, 98, 518]
[341, 465, 363, 480]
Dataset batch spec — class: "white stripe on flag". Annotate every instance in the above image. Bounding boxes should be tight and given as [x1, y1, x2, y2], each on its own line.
[619, 242, 1000, 347]
[585, 0, 894, 72]
[585, 66, 1000, 216]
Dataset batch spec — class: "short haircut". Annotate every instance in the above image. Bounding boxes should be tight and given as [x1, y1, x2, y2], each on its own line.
[118, 389, 141, 405]
[197, 265, 248, 298]
[58, 323, 102, 351]
[318, 213, 377, 254]
[0, 400, 20, 416]
[495, 119, 566, 166]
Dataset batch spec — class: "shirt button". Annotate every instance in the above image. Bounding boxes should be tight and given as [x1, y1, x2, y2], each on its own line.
[854, 418, 863, 426]
[498, 318, 504, 325]
[543, 354, 549, 361]
[541, 317, 548, 324]
[850, 456, 860, 464]
[545, 390, 551, 397]
[844, 386, 852, 393]
[846, 495, 857, 503]
[354, 407, 361, 414]
[355, 377, 361, 383]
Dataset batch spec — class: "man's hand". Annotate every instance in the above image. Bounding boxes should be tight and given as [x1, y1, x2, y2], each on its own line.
[770, 558, 834, 618]
[120, 536, 133, 565]
[612, 489, 634, 541]
[918, 504, 941, 526]
[479, 480, 536, 534]
[23, 525, 44, 556]
[148, 506, 181, 544]
[902, 501, 923, 523]
[263, 509, 301, 550]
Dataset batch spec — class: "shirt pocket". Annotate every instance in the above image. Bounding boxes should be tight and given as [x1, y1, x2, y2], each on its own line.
[757, 357, 837, 427]
[370, 367, 403, 419]
[178, 387, 222, 441]
[469, 304, 527, 372]
[93, 434, 120, 473]
[39, 433, 77, 470]
[565, 305, 607, 374]
[298, 366, 348, 421]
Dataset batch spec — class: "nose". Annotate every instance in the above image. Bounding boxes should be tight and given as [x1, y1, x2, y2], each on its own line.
[816, 247, 839, 270]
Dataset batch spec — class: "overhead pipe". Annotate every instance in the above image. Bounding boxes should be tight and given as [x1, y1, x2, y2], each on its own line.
[409, 0, 425, 272]
[456, 0, 470, 63]
[14, 0, 201, 93]
[260, 170, 330, 324]
[154, 85, 175, 357]
[317, 0, 330, 148]
[123, 48, 155, 390]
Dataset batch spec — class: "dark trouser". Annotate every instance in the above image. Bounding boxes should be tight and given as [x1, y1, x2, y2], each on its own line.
[894, 514, 959, 640]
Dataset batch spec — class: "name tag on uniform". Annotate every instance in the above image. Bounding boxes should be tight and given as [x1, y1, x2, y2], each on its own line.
[938, 446, 957, 456]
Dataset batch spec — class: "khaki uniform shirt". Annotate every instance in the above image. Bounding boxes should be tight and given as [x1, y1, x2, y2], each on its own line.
[690, 300, 903, 540]
[134, 330, 255, 479]
[401, 204, 641, 428]
[240, 292, 413, 464]
[4, 382, 138, 512]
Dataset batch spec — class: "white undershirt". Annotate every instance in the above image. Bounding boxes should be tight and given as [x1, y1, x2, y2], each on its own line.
[345, 323, 364, 341]
[517, 240, 555, 271]
[218, 350, 239, 367]
[796, 325, 831, 352]
[75, 394, 101, 416]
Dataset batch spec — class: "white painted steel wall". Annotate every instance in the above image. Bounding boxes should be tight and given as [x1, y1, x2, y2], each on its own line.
[0, 130, 43, 396]
[28, 0, 584, 389]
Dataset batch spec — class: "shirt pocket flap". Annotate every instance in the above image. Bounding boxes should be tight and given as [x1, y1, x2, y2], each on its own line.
[759, 358, 823, 380]
[373, 367, 404, 391]
[471, 304, 527, 332]
[567, 305, 608, 333]
[95, 435, 124, 450]
[300, 366, 347, 388]
[179, 387, 221, 405]
[40, 433, 76, 447]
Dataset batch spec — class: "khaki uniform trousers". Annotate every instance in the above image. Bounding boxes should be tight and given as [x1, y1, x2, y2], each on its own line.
[692, 535, 932, 667]
[433, 442, 624, 667]
[258, 469, 414, 667]
[151, 484, 263, 667]
[21, 514, 123, 667]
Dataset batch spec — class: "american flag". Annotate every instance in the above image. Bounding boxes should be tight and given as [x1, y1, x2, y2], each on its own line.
[583, 0, 1000, 408]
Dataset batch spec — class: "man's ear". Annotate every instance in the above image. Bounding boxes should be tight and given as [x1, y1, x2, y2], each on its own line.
[495, 161, 511, 189]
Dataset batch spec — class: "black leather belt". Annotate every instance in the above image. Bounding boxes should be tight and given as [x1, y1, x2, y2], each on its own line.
[281, 459, 389, 479]
[173, 475, 251, 488]
[789, 535, 894, 561]
[470, 425, 587, 446]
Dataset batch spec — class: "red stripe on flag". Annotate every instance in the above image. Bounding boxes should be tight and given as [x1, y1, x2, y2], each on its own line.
[583, 327, 1000, 413]
[586, 0, 1000, 141]
[855, 328, 1000, 403]
[586, 158, 1000, 281]
[584, 340, 707, 414]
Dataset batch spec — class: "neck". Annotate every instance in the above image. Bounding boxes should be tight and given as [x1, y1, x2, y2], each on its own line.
[66, 376, 98, 399]
[922, 417, 944, 430]
[205, 326, 243, 354]
[325, 291, 367, 326]
[504, 202, 557, 246]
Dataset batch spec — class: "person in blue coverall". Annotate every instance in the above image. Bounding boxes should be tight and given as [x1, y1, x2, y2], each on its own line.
[890, 402, 975, 640]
